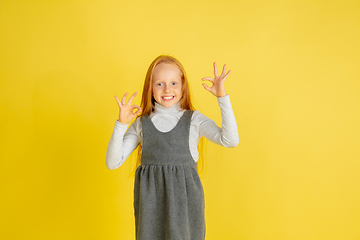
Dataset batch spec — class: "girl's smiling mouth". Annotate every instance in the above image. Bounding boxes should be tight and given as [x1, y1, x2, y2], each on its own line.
[162, 96, 175, 100]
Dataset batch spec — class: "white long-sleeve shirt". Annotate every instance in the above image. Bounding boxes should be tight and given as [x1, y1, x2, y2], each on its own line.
[106, 94, 239, 170]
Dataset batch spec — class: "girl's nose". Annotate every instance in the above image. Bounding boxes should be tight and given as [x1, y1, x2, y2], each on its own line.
[164, 84, 170, 92]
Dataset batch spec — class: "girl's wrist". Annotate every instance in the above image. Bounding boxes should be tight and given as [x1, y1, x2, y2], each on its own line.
[216, 91, 227, 98]
[117, 119, 128, 125]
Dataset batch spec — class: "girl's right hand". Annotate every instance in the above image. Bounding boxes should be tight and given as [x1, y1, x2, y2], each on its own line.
[115, 92, 141, 124]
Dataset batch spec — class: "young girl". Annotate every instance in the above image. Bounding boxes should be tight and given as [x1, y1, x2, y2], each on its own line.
[106, 55, 239, 240]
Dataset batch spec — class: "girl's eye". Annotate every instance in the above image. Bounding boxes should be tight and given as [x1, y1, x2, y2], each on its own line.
[172, 82, 177, 85]
[157, 83, 163, 86]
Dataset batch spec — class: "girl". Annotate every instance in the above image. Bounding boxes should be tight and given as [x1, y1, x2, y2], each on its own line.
[106, 55, 239, 240]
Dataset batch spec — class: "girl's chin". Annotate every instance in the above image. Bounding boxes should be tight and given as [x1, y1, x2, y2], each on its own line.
[156, 100, 180, 108]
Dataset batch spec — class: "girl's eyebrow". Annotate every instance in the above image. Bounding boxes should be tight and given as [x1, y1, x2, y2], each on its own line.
[153, 78, 180, 82]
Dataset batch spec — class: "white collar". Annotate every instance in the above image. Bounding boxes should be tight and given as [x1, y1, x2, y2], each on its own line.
[154, 101, 183, 114]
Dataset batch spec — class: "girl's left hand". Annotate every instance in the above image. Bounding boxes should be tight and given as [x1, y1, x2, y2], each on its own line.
[202, 62, 231, 97]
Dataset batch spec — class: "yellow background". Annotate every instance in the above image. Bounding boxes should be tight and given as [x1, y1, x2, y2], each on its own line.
[1, 0, 360, 239]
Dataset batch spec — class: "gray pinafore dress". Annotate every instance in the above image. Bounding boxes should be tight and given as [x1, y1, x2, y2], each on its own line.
[134, 110, 206, 240]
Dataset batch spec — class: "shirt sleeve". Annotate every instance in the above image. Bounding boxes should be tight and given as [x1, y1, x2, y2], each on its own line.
[197, 94, 239, 147]
[105, 118, 142, 170]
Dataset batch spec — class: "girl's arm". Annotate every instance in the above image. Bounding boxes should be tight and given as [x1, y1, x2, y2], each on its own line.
[105, 92, 142, 170]
[105, 119, 141, 170]
[196, 94, 239, 147]
[198, 62, 239, 147]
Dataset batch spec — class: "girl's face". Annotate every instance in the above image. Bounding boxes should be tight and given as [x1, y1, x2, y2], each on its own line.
[152, 62, 183, 108]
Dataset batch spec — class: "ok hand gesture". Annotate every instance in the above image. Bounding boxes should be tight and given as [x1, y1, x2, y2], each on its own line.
[115, 92, 141, 124]
[202, 62, 231, 98]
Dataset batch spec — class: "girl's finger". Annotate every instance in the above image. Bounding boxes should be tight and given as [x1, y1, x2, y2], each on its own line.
[201, 77, 213, 82]
[121, 92, 128, 105]
[202, 83, 212, 92]
[214, 62, 218, 76]
[131, 104, 141, 109]
[132, 105, 142, 115]
[115, 96, 122, 107]
[221, 64, 226, 77]
[132, 104, 141, 110]
[128, 92, 138, 105]
[223, 70, 231, 79]
[133, 108, 142, 116]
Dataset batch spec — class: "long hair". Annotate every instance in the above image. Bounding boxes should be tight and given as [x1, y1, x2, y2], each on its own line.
[130, 55, 206, 177]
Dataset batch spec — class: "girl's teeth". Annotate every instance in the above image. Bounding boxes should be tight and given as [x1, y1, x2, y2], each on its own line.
[163, 96, 173, 100]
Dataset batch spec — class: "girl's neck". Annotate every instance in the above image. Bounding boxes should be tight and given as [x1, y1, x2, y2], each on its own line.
[154, 102, 183, 114]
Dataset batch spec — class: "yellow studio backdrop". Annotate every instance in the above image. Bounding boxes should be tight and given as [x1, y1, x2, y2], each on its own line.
[1, 0, 359, 239]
